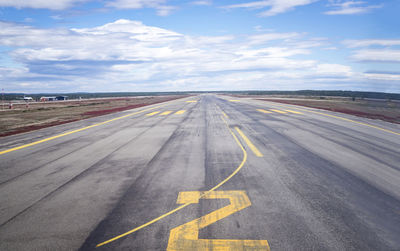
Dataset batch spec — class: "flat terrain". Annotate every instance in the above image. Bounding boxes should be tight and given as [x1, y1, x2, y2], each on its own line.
[0, 95, 186, 137]
[233, 95, 400, 124]
[0, 94, 399, 250]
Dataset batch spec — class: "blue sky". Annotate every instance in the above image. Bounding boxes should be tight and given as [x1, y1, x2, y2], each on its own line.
[0, 0, 399, 93]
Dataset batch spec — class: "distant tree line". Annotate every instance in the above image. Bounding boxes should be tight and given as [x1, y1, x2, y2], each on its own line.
[2, 90, 400, 101]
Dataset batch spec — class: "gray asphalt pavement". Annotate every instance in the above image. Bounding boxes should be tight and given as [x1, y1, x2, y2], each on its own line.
[0, 94, 399, 250]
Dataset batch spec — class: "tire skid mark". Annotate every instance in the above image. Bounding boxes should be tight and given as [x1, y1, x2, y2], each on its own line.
[0, 106, 188, 228]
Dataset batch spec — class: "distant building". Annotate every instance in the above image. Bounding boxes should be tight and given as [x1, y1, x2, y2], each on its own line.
[40, 96, 68, 101]
[56, 96, 68, 101]
[23, 96, 33, 101]
[40, 96, 56, 101]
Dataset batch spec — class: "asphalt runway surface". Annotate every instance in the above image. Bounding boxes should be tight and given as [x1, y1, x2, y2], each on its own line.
[1, 94, 399, 250]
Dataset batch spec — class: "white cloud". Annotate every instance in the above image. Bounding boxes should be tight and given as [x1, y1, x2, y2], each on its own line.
[156, 5, 176, 16]
[322, 47, 338, 50]
[324, 1, 382, 15]
[351, 49, 400, 63]
[106, 0, 165, 9]
[247, 32, 300, 45]
[344, 39, 400, 68]
[0, 0, 175, 15]
[24, 18, 34, 23]
[286, 39, 327, 49]
[105, 0, 175, 16]
[71, 19, 181, 38]
[1, 19, 398, 93]
[364, 72, 400, 81]
[313, 63, 353, 77]
[223, 0, 318, 16]
[50, 15, 64, 20]
[236, 47, 311, 58]
[0, 66, 28, 79]
[191, 0, 212, 6]
[260, 0, 318, 16]
[343, 39, 400, 48]
[18, 82, 34, 87]
[224, 1, 272, 9]
[0, 0, 86, 10]
[0, 20, 316, 67]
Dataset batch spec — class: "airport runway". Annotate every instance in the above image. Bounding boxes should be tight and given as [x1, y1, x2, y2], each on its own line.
[1, 94, 399, 250]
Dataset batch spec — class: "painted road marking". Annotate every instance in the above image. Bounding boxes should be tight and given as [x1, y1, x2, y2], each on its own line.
[146, 111, 160, 116]
[270, 109, 287, 114]
[305, 109, 400, 135]
[0, 105, 165, 156]
[185, 101, 197, 103]
[235, 127, 263, 157]
[160, 111, 172, 116]
[229, 100, 240, 102]
[175, 110, 186, 115]
[257, 109, 273, 114]
[96, 115, 248, 247]
[167, 191, 269, 251]
[285, 109, 303, 114]
[215, 104, 228, 119]
[269, 103, 400, 136]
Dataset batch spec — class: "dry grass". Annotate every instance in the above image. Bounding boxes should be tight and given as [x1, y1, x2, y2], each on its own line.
[0, 96, 187, 137]
[253, 96, 400, 124]
[226, 94, 400, 124]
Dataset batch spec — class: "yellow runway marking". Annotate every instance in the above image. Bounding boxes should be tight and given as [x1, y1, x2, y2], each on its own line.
[270, 109, 287, 114]
[146, 111, 160, 116]
[270, 103, 400, 136]
[215, 104, 229, 118]
[175, 110, 186, 115]
[306, 109, 400, 136]
[185, 101, 197, 103]
[0, 105, 164, 156]
[160, 111, 172, 116]
[235, 127, 263, 157]
[96, 115, 248, 248]
[167, 191, 269, 250]
[257, 109, 273, 114]
[285, 109, 303, 114]
[229, 100, 240, 102]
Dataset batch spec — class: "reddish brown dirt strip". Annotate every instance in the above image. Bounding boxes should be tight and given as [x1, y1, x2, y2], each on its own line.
[257, 98, 400, 124]
[0, 96, 187, 137]
[82, 97, 179, 116]
[0, 119, 80, 137]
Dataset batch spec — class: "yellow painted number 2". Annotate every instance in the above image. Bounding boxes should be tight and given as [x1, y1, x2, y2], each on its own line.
[167, 190, 270, 250]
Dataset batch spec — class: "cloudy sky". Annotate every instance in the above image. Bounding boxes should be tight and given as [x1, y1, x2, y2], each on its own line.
[0, 0, 399, 93]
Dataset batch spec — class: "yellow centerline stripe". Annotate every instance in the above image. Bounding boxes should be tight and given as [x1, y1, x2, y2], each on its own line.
[257, 109, 272, 114]
[209, 116, 248, 192]
[285, 109, 303, 114]
[0, 105, 164, 156]
[305, 109, 400, 136]
[96, 114, 248, 248]
[146, 111, 160, 116]
[175, 110, 186, 115]
[216, 104, 229, 119]
[270, 109, 287, 114]
[235, 127, 263, 157]
[269, 103, 400, 136]
[160, 111, 172, 116]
